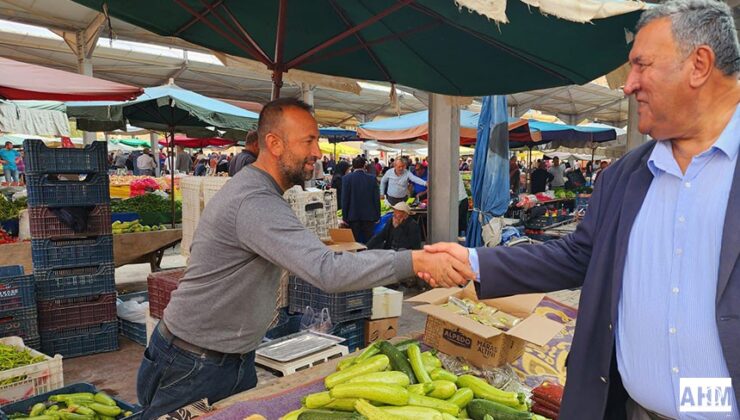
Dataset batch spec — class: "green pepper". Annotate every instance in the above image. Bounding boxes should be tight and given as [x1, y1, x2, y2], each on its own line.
[93, 392, 117, 407]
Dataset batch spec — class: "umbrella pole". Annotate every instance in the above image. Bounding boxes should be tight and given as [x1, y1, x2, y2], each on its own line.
[527, 146, 532, 193]
[334, 142, 337, 162]
[169, 128, 176, 229]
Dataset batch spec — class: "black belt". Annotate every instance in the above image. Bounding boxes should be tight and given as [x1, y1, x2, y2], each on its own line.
[157, 321, 241, 361]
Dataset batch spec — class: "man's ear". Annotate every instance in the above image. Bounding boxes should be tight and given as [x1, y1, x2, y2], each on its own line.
[264, 132, 284, 157]
[689, 45, 715, 88]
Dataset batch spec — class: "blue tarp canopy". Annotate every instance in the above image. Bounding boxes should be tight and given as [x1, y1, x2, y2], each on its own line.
[319, 127, 360, 142]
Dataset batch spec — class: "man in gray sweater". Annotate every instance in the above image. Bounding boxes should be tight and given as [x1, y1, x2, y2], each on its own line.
[137, 98, 473, 419]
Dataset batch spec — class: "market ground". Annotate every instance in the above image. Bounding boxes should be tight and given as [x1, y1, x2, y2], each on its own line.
[63, 245, 581, 406]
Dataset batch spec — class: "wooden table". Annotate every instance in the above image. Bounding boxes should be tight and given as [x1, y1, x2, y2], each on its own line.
[0, 229, 182, 273]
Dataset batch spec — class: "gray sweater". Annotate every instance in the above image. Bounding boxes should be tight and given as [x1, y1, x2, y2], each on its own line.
[164, 165, 414, 354]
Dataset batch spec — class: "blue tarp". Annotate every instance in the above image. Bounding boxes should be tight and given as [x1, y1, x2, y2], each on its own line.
[466, 96, 510, 247]
[319, 127, 360, 142]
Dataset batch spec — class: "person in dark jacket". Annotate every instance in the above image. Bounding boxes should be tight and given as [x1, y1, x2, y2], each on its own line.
[367, 202, 421, 251]
[530, 160, 554, 193]
[331, 160, 350, 203]
[228, 131, 259, 176]
[341, 157, 380, 243]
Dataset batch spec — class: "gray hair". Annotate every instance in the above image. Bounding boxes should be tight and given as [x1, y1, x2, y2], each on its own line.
[636, 0, 739, 76]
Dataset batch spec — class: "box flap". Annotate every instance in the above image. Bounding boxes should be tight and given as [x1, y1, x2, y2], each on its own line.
[480, 293, 546, 318]
[329, 228, 355, 243]
[414, 304, 503, 339]
[406, 287, 462, 304]
[505, 314, 564, 346]
[328, 242, 367, 252]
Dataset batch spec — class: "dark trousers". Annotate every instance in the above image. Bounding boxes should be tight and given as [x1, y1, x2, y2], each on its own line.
[137, 322, 257, 419]
[458, 198, 469, 236]
[386, 195, 407, 206]
[348, 220, 376, 244]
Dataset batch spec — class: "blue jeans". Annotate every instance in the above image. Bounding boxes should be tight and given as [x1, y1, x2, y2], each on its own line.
[137, 323, 258, 420]
[3, 168, 18, 183]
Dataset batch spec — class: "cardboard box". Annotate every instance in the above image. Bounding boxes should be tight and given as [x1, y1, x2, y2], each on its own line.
[407, 283, 564, 368]
[323, 228, 367, 252]
[365, 317, 399, 343]
[371, 287, 404, 320]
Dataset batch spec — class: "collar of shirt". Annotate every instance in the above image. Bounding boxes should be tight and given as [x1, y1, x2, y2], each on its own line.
[648, 103, 740, 178]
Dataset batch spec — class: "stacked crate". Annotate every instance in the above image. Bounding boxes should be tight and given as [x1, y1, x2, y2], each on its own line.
[179, 177, 205, 258]
[0, 265, 40, 348]
[24, 140, 118, 358]
[283, 187, 339, 241]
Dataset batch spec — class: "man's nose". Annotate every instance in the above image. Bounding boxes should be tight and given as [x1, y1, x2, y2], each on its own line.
[623, 69, 639, 96]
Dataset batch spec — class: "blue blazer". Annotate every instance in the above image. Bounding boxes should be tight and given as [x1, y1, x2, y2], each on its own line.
[477, 141, 740, 419]
[341, 170, 380, 223]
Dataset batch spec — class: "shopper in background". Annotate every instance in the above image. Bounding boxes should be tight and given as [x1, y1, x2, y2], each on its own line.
[530, 160, 553, 194]
[136, 148, 157, 176]
[228, 131, 259, 177]
[509, 155, 520, 194]
[330, 160, 350, 203]
[593, 160, 609, 183]
[380, 159, 427, 205]
[137, 98, 474, 419]
[367, 201, 421, 251]
[175, 145, 193, 174]
[548, 156, 566, 189]
[412, 163, 428, 200]
[341, 156, 380, 243]
[421, 1, 740, 417]
[15, 150, 25, 185]
[0, 142, 19, 184]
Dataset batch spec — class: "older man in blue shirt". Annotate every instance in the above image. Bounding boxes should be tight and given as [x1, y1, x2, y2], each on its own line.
[420, 1, 740, 418]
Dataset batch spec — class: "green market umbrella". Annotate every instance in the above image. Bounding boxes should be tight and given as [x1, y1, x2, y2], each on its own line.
[71, 0, 642, 98]
[110, 138, 150, 148]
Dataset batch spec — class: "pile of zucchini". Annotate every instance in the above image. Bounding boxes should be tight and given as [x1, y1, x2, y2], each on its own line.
[280, 340, 551, 420]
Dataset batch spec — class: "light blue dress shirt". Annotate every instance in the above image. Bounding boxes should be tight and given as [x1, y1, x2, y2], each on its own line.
[380, 169, 427, 199]
[617, 105, 739, 418]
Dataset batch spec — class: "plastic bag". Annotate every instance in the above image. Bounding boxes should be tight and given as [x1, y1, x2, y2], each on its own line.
[437, 352, 531, 396]
[116, 298, 149, 324]
[299, 306, 333, 334]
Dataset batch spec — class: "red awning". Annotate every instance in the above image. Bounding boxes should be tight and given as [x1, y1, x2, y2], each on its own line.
[0, 57, 143, 101]
[159, 135, 236, 148]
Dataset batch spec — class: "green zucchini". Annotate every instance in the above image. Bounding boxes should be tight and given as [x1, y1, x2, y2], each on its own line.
[303, 391, 332, 409]
[354, 399, 402, 420]
[392, 339, 419, 352]
[407, 344, 433, 384]
[430, 368, 459, 383]
[297, 409, 364, 420]
[280, 407, 306, 420]
[447, 387, 474, 408]
[407, 393, 460, 416]
[408, 383, 435, 395]
[330, 383, 409, 406]
[379, 406, 444, 419]
[377, 341, 416, 385]
[456, 375, 523, 408]
[325, 355, 390, 389]
[466, 399, 533, 420]
[347, 371, 410, 387]
[428, 380, 457, 399]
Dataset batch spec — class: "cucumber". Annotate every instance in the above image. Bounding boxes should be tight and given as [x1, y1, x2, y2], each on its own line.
[331, 383, 409, 406]
[377, 341, 416, 385]
[298, 409, 364, 420]
[379, 406, 444, 419]
[325, 355, 390, 389]
[347, 371, 410, 387]
[447, 387, 474, 408]
[428, 380, 457, 399]
[393, 339, 419, 352]
[466, 399, 532, 420]
[407, 393, 460, 416]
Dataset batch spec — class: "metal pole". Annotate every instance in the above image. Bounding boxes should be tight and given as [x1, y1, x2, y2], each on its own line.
[271, 0, 287, 100]
[170, 128, 176, 228]
[428, 94, 460, 243]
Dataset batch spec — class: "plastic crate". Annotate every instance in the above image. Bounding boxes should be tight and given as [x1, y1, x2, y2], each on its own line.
[0, 221, 18, 237]
[288, 277, 372, 323]
[202, 177, 230, 208]
[26, 173, 110, 207]
[37, 294, 117, 332]
[23, 139, 108, 175]
[330, 319, 365, 352]
[0, 267, 23, 279]
[23, 335, 40, 351]
[40, 322, 118, 358]
[0, 309, 38, 343]
[0, 382, 139, 419]
[117, 292, 148, 346]
[31, 235, 113, 271]
[28, 205, 112, 239]
[0, 336, 63, 406]
[34, 263, 115, 300]
[0, 275, 35, 317]
[111, 212, 140, 223]
[147, 269, 184, 319]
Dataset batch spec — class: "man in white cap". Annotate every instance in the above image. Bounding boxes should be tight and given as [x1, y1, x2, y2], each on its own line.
[367, 201, 422, 251]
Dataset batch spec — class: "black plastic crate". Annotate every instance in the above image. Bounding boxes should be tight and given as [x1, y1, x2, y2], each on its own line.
[40, 321, 118, 358]
[0, 382, 139, 419]
[31, 235, 113, 271]
[0, 266, 23, 278]
[0, 308, 39, 343]
[23, 139, 109, 175]
[23, 334, 40, 351]
[117, 292, 148, 346]
[288, 276, 372, 323]
[0, 274, 35, 317]
[34, 263, 115, 300]
[330, 319, 365, 352]
[29, 205, 112, 239]
[37, 293, 117, 332]
[26, 172, 110, 207]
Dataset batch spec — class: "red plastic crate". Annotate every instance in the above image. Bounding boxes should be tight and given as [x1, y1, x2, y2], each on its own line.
[29, 205, 112, 239]
[37, 293, 117, 331]
[147, 268, 185, 319]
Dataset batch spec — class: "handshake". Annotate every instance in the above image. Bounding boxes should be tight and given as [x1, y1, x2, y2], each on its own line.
[411, 242, 475, 288]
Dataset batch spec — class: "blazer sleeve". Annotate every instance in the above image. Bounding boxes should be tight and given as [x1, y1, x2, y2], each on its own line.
[476, 174, 607, 299]
[372, 176, 381, 221]
[341, 175, 351, 222]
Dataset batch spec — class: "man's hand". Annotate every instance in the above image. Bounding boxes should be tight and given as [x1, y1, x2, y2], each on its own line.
[411, 249, 474, 288]
[417, 242, 471, 285]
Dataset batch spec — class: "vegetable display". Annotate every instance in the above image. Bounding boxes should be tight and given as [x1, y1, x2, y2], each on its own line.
[0, 197, 27, 221]
[9, 391, 134, 419]
[111, 194, 181, 218]
[282, 340, 538, 420]
[111, 220, 166, 234]
[0, 342, 46, 386]
[0, 227, 18, 244]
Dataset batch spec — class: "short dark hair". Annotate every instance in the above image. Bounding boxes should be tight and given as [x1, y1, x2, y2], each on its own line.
[244, 130, 258, 146]
[352, 157, 366, 169]
[257, 98, 313, 147]
[4, 141, 12, 147]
